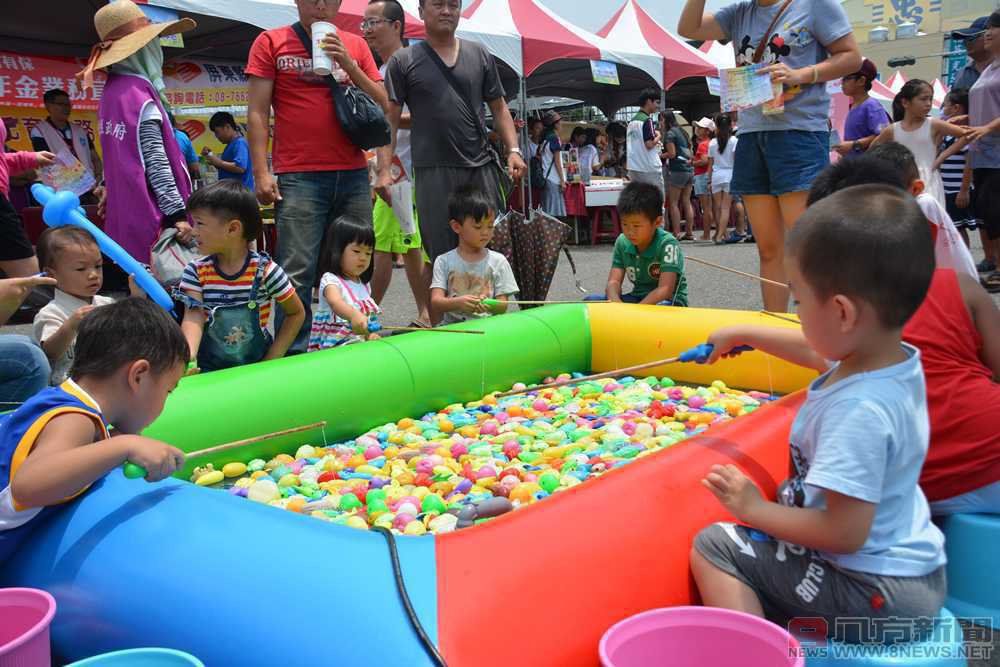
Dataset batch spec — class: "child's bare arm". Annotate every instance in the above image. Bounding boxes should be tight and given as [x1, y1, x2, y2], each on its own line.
[703, 464, 876, 553]
[265, 292, 305, 360]
[957, 271, 1000, 380]
[39, 306, 94, 362]
[932, 136, 968, 171]
[606, 267, 625, 302]
[706, 324, 827, 371]
[431, 287, 482, 315]
[12, 413, 185, 507]
[641, 271, 677, 305]
[179, 290, 205, 361]
[324, 284, 369, 334]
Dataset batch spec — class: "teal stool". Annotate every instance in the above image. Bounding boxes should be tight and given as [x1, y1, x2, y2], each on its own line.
[66, 648, 204, 666]
[805, 608, 965, 666]
[940, 513, 1000, 628]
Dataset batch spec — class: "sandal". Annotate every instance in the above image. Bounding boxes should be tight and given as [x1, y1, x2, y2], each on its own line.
[982, 272, 1000, 293]
[408, 319, 432, 329]
[977, 259, 997, 273]
[679, 234, 695, 242]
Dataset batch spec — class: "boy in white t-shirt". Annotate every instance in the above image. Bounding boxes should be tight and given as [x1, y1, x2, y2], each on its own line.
[691, 184, 946, 645]
[868, 142, 977, 278]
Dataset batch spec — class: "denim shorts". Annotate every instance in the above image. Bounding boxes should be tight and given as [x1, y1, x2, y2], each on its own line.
[693, 173, 710, 196]
[731, 130, 830, 197]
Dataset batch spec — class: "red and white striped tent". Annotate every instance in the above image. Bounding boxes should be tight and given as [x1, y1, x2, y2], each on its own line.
[886, 70, 908, 94]
[698, 39, 736, 70]
[596, 0, 716, 91]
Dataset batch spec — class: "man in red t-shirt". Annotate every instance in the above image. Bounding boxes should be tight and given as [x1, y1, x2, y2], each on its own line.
[246, 0, 388, 353]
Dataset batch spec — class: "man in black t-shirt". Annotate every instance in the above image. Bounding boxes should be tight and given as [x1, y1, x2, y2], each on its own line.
[379, 0, 525, 262]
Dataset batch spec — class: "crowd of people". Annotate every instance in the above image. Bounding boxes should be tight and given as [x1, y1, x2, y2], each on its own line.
[0, 0, 999, 650]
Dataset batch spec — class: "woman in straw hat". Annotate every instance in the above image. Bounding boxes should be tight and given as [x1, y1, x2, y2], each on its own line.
[77, 0, 196, 268]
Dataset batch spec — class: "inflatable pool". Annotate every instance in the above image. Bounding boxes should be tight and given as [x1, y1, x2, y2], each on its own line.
[2, 304, 816, 666]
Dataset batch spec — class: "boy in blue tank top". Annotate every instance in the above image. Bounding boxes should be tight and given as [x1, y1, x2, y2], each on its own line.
[0, 298, 188, 562]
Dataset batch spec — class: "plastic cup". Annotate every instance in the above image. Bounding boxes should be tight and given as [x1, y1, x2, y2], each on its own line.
[311, 21, 337, 76]
[0, 587, 57, 667]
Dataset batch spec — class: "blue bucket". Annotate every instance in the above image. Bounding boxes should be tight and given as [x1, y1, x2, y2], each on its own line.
[66, 648, 204, 666]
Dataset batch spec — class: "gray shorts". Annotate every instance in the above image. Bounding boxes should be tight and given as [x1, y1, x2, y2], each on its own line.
[694, 522, 947, 643]
[628, 169, 664, 196]
[667, 169, 694, 189]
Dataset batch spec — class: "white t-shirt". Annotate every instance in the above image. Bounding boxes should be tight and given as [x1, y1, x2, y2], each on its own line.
[578, 144, 600, 185]
[431, 249, 519, 324]
[916, 193, 977, 279]
[380, 63, 412, 178]
[708, 136, 738, 183]
[626, 112, 660, 174]
[783, 344, 945, 576]
[32, 289, 115, 385]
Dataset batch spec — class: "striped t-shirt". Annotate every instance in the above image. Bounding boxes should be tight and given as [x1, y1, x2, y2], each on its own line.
[939, 136, 969, 195]
[179, 251, 295, 328]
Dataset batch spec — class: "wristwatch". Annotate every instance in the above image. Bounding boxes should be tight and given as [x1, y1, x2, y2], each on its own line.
[852, 140, 862, 152]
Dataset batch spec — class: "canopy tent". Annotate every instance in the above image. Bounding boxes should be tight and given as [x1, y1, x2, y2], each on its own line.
[931, 78, 946, 110]
[886, 70, 907, 93]
[598, 0, 716, 92]
[698, 39, 736, 69]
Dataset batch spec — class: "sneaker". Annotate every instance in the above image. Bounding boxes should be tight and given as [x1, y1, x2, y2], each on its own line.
[724, 233, 744, 244]
[977, 259, 996, 273]
[743, 235, 756, 244]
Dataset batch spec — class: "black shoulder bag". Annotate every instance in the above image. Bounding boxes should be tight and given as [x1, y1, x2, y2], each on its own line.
[417, 41, 513, 204]
[291, 22, 390, 150]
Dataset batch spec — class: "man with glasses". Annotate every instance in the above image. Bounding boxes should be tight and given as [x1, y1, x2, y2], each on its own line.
[30, 89, 102, 204]
[246, 0, 388, 353]
[835, 59, 890, 156]
[951, 17, 991, 93]
[380, 0, 526, 265]
[363, 0, 432, 328]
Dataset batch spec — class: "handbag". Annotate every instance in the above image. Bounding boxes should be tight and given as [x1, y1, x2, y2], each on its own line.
[291, 22, 390, 150]
[417, 41, 513, 204]
[150, 227, 200, 287]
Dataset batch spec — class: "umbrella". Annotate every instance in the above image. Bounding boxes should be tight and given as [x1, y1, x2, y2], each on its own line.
[490, 209, 584, 305]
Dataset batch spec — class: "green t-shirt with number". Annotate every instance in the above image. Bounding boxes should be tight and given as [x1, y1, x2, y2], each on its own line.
[611, 227, 688, 306]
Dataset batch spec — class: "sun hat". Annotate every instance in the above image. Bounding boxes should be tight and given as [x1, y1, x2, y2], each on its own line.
[693, 117, 716, 132]
[541, 109, 562, 126]
[77, 0, 196, 89]
[951, 16, 988, 40]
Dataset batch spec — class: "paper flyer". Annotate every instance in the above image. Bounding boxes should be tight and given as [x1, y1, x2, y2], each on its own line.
[38, 148, 96, 196]
[718, 63, 782, 114]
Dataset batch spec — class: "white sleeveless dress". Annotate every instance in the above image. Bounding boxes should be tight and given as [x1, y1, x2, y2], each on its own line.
[893, 118, 946, 207]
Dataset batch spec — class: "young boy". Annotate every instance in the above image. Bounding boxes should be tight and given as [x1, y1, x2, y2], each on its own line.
[692, 184, 946, 644]
[178, 181, 304, 372]
[430, 185, 518, 325]
[33, 227, 139, 385]
[932, 89, 976, 248]
[201, 112, 254, 191]
[596, 181, 687, 306]
[866, 141, 977, 278]
[1, 297, 187, 563]
[809, 153, 1000, 516]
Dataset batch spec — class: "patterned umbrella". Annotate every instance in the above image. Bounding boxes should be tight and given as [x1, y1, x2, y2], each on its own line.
[490, 209, 583, 305]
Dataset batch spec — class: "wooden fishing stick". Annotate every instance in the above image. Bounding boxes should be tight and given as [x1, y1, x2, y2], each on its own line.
[123, 421, 328, 479]
[760, 310, 800, 324]
[482, 298, 591, 307]
[495, 343, 752, 398]
[379, 325, 485, 335]
[686, 255, 789, 289]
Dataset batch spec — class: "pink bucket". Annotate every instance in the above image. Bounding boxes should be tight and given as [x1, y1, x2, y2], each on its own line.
[0, 588, 57, 667]
[600, 606, 804, 667]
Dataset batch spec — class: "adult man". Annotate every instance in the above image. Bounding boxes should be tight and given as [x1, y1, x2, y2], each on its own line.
[30, 89, 103, 204]
[951, 17, 991, 92]
[203, 111, 254, 191]
[626, 88, 663, 193]
[835, 58, 890, 156]
[246, 0, 388, 353]
[380, 0, 526, 263]
[363, 0, 432, 328]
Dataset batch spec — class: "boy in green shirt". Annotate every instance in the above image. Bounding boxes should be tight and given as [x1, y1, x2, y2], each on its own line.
[589, 181, 688, 306]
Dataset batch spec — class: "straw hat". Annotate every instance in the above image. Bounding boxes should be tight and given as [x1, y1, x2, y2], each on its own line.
[78, 0, 196, 88]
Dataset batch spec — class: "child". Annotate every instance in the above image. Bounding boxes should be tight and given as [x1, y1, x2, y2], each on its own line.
[308, 216, 381, 350]
[178, 180, 304, 372]
[201, 112, 253, 191]
[691, 117, 715, 242]
[32, 228, 118, 386]
[594, 181, 688, 306]
[867, 142, 977, 278]
[707, 114, 737, 245]
[691, 184, 946, 644]
[874, 79, 968, 207]
[932, 88, 976, 247]
[1, 297, 188, 563]
[808, 153, 1000, 517]
[430, 185, 518, 324]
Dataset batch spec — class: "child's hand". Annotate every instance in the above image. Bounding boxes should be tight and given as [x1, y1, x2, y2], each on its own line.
[349, 313, 369, 335]
[127, 273, 147, 298]
[706, 327, 750, 364]
[35, 151, 56, 168]
[68, 305, 96, 329]
[126, 437, 186, 482]
[455, 294, 483, 314]
[366, 332, 381, 341]
[702, 464, 763, 521]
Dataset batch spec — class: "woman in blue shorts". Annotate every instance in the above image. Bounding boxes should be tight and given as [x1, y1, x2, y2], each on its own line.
[679, 0, 861, 311]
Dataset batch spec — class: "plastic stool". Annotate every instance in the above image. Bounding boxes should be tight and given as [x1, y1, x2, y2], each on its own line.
[804, 608, 965, 666]
[940, 513, 1000, 628]
[66, 648, 204, 666]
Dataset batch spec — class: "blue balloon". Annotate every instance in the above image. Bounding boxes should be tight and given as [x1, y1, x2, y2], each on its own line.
[30, 184, 175, 314]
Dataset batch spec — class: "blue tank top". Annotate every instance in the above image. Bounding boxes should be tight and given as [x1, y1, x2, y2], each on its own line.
[0, 382, 109, 563]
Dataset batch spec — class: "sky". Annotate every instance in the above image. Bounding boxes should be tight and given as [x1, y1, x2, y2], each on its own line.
[531, 0, 732, 33]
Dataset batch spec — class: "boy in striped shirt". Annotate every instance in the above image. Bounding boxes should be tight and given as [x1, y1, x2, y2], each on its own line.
[178, 181, 304, 372]
[934, 88, 976, 248]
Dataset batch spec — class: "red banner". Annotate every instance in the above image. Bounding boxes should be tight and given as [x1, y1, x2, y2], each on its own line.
[0, 51, 106, 110]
